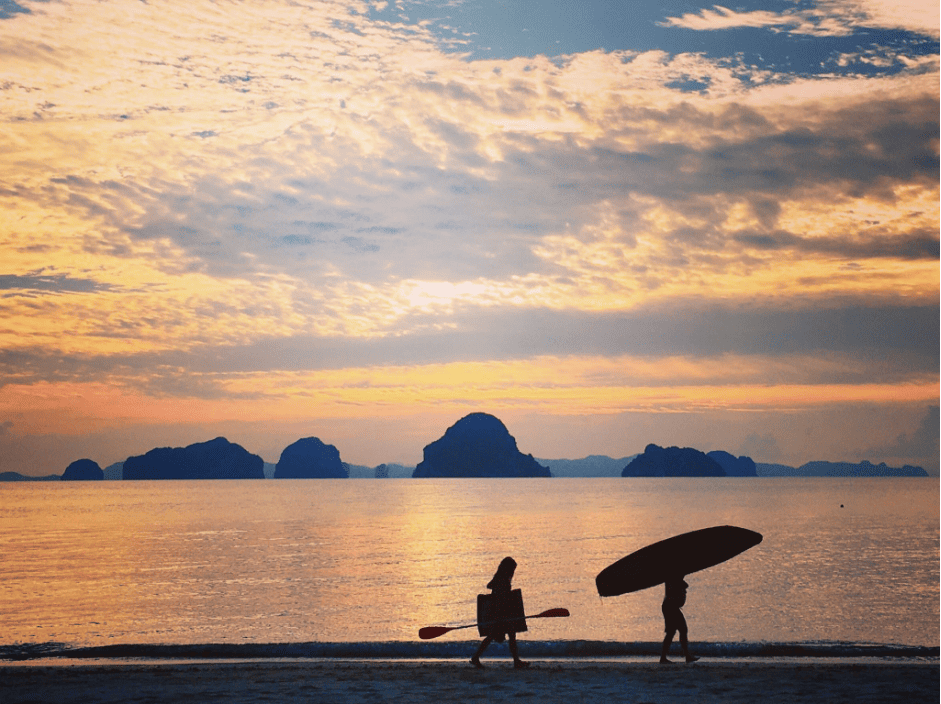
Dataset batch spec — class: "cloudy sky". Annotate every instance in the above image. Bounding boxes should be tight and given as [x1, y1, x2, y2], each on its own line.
[1, 0, 937, 474]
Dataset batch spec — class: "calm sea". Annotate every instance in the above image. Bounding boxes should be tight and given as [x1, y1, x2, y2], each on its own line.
[1, 479, 937, 657]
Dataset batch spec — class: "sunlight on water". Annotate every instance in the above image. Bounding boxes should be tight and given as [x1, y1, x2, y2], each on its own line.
[0, 479, 937, 648]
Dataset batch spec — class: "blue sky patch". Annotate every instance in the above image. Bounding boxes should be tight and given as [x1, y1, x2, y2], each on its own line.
[368, 0, 938, 80]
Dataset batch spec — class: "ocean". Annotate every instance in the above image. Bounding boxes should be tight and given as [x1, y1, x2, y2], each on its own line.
[1, 478, 937, 660]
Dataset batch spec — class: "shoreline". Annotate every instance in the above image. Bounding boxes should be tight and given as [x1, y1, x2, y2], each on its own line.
[3, 639, 937, 662]
[3, 655, 938, 667]
[1, 659, 937, 704]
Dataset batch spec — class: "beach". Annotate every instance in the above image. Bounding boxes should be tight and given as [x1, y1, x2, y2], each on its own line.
[1, 659, 936, 704]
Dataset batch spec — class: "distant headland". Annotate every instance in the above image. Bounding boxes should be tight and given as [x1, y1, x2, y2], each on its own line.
[0, 412, 930, 480]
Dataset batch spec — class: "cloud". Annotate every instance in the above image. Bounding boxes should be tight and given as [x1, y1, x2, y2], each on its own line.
[0, 271, 117, 295]
[30, 64, 933, 302]
[661, 6, 818, 34]
[821, 0, 940, 38]
[739, 432, 782, 462]
[867, 405, 940, 458]
[1, 302, 935, 402]
[661, 1, 939, 38]
[0, 42, 936, 358]
[732, 229, 938, 260]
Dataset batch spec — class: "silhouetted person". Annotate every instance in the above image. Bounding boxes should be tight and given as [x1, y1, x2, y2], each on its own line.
[660, 575, 698, 664]
[471, 557, 530, 669]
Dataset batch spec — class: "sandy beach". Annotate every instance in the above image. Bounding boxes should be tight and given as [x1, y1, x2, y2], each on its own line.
[1, 659, 936, 704]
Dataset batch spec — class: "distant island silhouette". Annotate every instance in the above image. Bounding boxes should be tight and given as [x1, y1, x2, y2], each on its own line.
[412, 412, 551, 478]
[123, 437, 264, 480]
[274, 437, 348, 479]
[61, 459, 104, 481]
[0, 472, 60, 482]
[0, 411, 932, 480]
[706, 451, 758, 477]
[622, 444, 727, 477]
[756, 460, 928, 477]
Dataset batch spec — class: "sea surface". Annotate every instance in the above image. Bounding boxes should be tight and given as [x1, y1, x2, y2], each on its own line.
[1, 479, 937, 659]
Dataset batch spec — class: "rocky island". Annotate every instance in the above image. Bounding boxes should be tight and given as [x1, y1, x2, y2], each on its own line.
[274, 437, 348, 478]
[412, 413, 551, 478]
[706, 450, 758, 477]
[61, 459, 104, 481]
[622, 444, 726, 477]
[123, 437, 264, 480]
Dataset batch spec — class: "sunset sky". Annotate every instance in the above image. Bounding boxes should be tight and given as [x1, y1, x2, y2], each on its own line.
[1, 0, 937, 475]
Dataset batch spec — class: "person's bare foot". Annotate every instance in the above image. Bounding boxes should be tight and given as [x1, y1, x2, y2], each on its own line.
[686, 656, 700, 663]
[470, 657, 484, 669]
[659, 658, 673, 664]
[513, 660, 530, 669]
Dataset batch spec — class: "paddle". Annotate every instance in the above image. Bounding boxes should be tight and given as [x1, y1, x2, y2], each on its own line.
[419, 608, 570, 640]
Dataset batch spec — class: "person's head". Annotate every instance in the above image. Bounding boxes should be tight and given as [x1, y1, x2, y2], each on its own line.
[495, 556, 517, 580]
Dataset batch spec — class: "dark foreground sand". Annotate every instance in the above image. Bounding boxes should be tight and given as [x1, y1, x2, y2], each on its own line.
[1, 659, 936, 703]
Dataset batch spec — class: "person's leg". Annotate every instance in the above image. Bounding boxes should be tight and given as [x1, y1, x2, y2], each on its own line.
[508, 633, 529, 668]
[471, 636, 493, 667]
[660, 627, 676, 663]
[677, 614, 698, 662]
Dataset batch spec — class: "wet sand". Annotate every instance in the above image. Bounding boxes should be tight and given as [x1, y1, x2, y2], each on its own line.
[1, 659, 937, 703]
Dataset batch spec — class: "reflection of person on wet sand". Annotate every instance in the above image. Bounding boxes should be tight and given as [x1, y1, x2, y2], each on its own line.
[660, 576, 699, 664]
[471, 557, 530, 669]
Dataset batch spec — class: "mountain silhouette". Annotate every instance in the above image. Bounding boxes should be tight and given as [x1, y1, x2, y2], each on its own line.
[274, 437, 348, 478]
[412, 413, 551, 478]
[123, 437, 264, 480]
[0, 472, 60, 481]
[622, 444, 726, 477]
[706, 451, 757, 477]
[61, 459, 104, 481]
